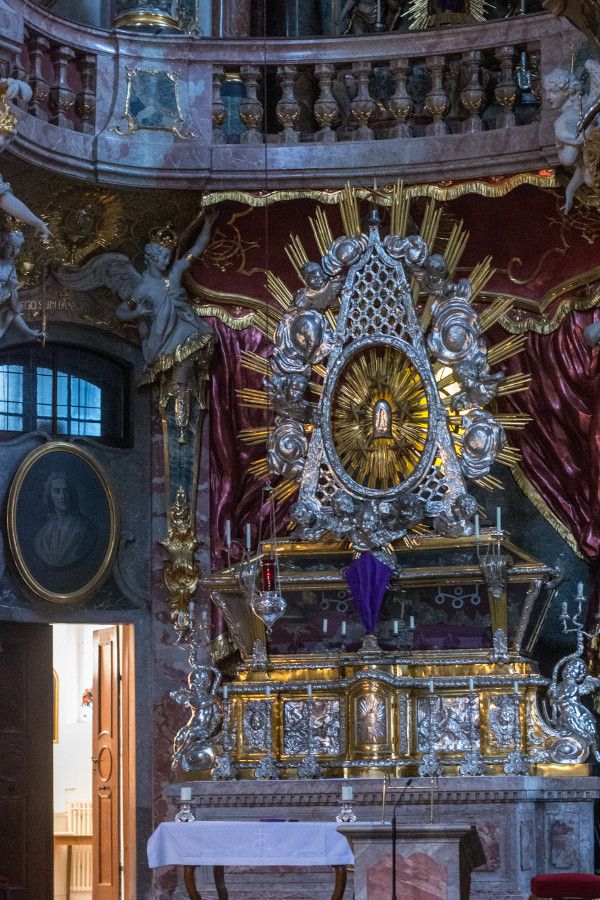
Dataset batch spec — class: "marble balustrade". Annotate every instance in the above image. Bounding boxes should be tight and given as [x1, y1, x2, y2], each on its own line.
[0, 1, 578, 188]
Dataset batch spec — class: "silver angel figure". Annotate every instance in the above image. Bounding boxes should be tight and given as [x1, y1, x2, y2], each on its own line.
[549, 654, 600, 762]
[56, 210, 217, 385]
[171, 664, 223, 772]
[543, 60, 600, 214]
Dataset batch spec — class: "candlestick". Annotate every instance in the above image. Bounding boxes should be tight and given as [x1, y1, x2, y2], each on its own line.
[341, 621, 347, 637]
[429, 679, 434, 694]
[307, 683, 313, 698]
[496, 506, 501, 532]
[474, 514, 480, 539]
[266, 685, 271, 698]
[469, 677, 474, 692]
[341, 784, 353, 801]
[577, 581, 584, 597]
[225, 519, 231, 547]
[180, 786, 192, 802]
[223, 685, 228, 700]
[376, 0, 381, 22]
[513, 680, 519, 695]
[393, 619, 399, 635]
[399, 600, 405, 622]
[409, 614, 415, 630]
[322, 618, 328, 634]
[245, 523, 252, 551]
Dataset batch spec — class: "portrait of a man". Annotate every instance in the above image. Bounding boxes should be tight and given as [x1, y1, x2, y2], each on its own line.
[34, 471, 97, 569]
[7, 443, 118, 603]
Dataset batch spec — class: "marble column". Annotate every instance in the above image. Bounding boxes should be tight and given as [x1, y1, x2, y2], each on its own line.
[266, 0, 318, 36]
[113, 0, 180, 30]
[212, 0, 251, 36]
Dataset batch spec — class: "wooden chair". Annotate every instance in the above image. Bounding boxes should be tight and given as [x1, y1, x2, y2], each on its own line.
[530, 873, 600, 899]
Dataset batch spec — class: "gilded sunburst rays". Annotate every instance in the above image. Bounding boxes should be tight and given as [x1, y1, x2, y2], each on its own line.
[331, 345, 429, 490]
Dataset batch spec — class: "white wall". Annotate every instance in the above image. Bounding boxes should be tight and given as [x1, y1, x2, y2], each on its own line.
[52, 623, 94, 813]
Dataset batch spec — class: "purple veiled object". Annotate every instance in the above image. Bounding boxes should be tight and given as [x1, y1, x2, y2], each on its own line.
[345, 552, 392, 634]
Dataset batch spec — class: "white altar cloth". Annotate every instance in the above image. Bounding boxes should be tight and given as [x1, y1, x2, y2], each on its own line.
[147, 820, 354, 869]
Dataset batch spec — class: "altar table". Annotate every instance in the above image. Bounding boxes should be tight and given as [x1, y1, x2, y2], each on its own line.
[147, 820, 354, 899]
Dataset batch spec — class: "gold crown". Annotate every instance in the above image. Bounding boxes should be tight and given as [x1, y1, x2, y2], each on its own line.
[148, 224, 178, 250]
[0, 99, 17, 137]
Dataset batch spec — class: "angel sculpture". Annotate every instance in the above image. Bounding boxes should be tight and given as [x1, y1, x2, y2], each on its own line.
[0, 221, 42, 342]
[56, 209, 218, 386]
[171, 664, 223, 772]
[549, 653, 600, 762]
[0, 78, 50, 238]
[544, 60, 600, 214]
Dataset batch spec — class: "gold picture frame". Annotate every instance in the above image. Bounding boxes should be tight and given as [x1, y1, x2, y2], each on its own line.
[113, 66, 195, 140]
[53, 668, 59, 743]
[7, 442, 119, 605]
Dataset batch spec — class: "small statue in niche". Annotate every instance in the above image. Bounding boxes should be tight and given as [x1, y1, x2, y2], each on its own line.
[337, 0, 402, 33]
[543, 60, 600, 214]
[56, 209, 218, 387]
[171, 664, 223, 772]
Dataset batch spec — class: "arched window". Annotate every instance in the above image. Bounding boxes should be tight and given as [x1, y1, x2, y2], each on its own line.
[0, 344, 130, 446]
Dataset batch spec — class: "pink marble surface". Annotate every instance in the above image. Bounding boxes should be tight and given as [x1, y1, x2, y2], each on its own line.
[367, 851, 448, 900]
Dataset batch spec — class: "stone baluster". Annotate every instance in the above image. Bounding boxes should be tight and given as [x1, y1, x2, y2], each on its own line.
[11, 55, 28, 106]
[239, 66, 264, 144]
[351, 62, 375, 141]
[212, 66, 226, 144]
[313, 63, 338, 143]
[495, 46, 517, 128]
[424, 55, 448, 136]
[27, 34, 50, 122]
[49, 45, 76, 129]
[76, 53, 96, 134]
[389, 58, 413, 139]
[528, 44, 541, 101]
[461, 50, 484, 133]
[276, 66, 301, 144]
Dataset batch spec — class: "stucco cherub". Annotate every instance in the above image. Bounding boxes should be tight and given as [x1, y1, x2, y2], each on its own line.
[544, 59, 600, 214]
[56, 210, 218, 386]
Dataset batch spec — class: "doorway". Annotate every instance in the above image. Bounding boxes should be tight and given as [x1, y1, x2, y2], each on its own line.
[0, 621, 136, 900]
[53, 624, 136, 900]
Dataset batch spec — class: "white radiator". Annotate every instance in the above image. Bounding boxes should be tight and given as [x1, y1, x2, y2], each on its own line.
[67, 801, 93, 893]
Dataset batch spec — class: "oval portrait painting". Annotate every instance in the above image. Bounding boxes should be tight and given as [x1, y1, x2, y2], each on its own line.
[7, 442, 119, 604]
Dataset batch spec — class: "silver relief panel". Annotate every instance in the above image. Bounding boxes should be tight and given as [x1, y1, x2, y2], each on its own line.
[416, 695, 476, 753]
[282, 699, 341, 756]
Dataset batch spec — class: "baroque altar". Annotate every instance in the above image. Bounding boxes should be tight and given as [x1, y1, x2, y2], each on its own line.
[168, 183, 600, 896]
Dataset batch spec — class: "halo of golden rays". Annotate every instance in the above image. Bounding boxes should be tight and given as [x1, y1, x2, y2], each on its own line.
[331, 344, 429, 491]
[237, 180, 532, 513]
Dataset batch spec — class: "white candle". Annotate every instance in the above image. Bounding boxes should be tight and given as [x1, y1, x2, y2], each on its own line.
[577, 581, 584, 597]
[342, 784, 353, 801]
[513, 681, 519, 695]
[393, 619, 399, 635]
[223, 685, 228, 700]
[180, 786, 192, 802]
[469, 677, 474, 692]
[409, 615, 415, 630]
[341, 621, 347, 636]
[474, 514, 480, 539]
[429, 679, 434, 694]
[496, 506, 502, 532]
[308, 684, 313, 698]
[266, 685, 271, 698]
[225, 519, 231, 547]
[245, 523, 252, 551]
[322, 618, 328, 634]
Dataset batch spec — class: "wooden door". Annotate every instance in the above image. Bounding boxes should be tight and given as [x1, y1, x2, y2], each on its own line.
[0, 621, 53, 899]
[92, 627, 120, 900]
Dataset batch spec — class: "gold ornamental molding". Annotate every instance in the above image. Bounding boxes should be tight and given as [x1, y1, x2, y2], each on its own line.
[201, 172, 558, 209]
